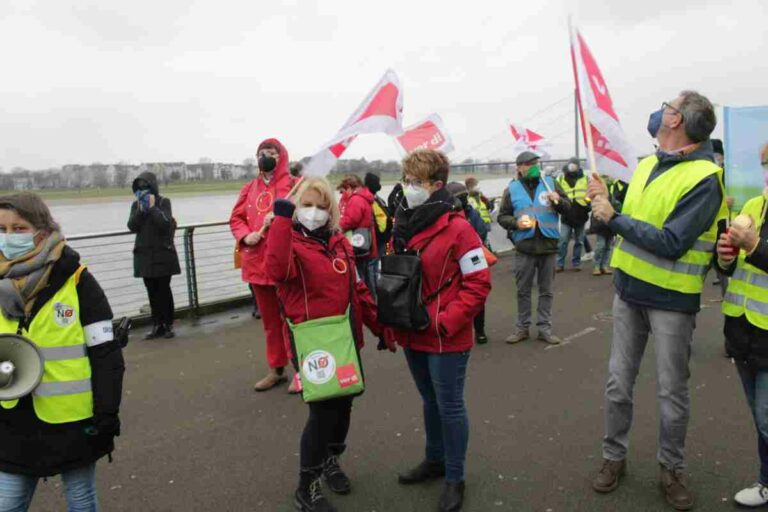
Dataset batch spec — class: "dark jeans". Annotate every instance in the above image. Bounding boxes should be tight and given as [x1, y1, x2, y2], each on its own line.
[300, 396, 354, 469]
[143, 276, 174, 326]
[736, 362, 768, 484]
[474, 307, 485, 335]
[404, 348, 470, 482]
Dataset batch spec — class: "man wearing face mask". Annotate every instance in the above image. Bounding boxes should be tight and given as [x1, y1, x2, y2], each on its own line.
[230, 138, 298, 393]
[497, 151, 573, 345]
[587, 91, 728, 510]
[556, 157, 590, 272]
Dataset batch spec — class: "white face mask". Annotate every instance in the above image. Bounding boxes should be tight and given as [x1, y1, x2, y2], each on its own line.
[296, 206, 330, 232]
[405, 184, 430, 208]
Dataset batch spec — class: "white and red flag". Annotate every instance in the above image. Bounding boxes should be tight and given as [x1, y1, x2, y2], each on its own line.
[394, 114, 454, 155]
[304, 69, 404, 177]
[569, 23, 636, 181]
[508, 124, 551, 158]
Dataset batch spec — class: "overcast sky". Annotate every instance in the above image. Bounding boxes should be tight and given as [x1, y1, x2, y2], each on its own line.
[1, 0, 766, 170]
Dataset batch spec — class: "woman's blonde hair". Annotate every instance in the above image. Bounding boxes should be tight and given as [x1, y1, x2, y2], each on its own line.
[292, 177, 341, 231]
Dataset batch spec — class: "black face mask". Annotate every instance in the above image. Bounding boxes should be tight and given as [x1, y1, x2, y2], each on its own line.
[259, 155, 277, 173]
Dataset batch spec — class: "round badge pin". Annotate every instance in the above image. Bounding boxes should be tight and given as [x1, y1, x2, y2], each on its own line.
[332, 258, 348, 274]
[255, 191, 274, 213]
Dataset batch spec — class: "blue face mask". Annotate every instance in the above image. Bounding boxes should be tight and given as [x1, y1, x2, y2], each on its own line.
[0, 232, 38, 260]
[647, 108, 664, 138]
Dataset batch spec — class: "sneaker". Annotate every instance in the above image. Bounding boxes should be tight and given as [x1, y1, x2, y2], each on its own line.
[582, 252, 595, 261]
[659, 465, 694, 511]
[144, 324, 165, 340]
[592, 458, 626, 493]
[295, 475, 336, 512]
[475, 332, 488, 345]
[735, 482, 768, 507]
[601, 268, 613, 275]
[505, 329, 530, 344]
[398, 460, 445, 485]
[537, 332, 561, 345]
[592, 268, 602, 276]
[323, 456, 351, 495]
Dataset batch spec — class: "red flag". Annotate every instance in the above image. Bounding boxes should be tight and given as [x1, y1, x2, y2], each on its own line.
[509, 123, 551, 158]
[570, 23, 636, 181]
[395, 114, 454, 154]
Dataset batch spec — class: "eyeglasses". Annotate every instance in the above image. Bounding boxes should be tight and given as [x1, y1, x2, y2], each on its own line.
[662, 101, 684, 120]
[402, 178, 425, 187]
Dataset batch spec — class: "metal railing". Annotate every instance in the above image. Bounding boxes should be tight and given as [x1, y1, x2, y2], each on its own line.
[68, 221, 249, 320]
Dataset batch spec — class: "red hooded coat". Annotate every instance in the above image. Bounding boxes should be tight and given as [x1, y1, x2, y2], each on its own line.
[339, 188, 378, 258]
[230, 138, 296, 285]
[265, 216, 380, 358]
[392, 212, 492, 353]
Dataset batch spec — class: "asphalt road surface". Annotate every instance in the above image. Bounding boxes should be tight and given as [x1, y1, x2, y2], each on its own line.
[31, 254, 756, 511]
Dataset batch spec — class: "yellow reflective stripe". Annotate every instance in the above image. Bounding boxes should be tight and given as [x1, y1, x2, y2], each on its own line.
[619, 240, 710, 276]
[34, 379, 91, 397]
[38, 345, 87, 361]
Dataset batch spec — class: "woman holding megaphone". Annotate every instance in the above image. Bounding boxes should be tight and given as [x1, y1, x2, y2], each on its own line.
[265, 178, 389, 512]
[0, 193, 124, 511]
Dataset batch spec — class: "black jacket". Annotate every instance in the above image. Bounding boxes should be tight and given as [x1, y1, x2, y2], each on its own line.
[497, 176, 572, 255]
[609, 140, 723, 313]
[0, 246, 125, 477]
[128, 172, 181, 278]
[717, 201, 768, 369]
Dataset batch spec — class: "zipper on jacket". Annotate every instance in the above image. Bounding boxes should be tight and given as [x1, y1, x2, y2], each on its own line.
[435, 252, 451, 353]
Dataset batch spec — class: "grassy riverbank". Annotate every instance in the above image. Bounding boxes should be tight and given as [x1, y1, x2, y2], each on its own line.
[33, 170, 513, 203]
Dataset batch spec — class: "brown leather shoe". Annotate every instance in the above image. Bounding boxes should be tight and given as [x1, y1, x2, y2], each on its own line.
[659, 465, 694, 511]
[505, 329, 530, 344]
[592, 459, 626, 493]
[254, 368, 287, 392]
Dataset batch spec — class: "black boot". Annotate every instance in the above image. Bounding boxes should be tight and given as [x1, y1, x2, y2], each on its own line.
[438, 481, 465, 512]
[398, 460, 445, 485]
[144, 324, 165, 340]
[323, 455, 351, 495]
[295, 469, 336, 512]
[163, 324, 175, 339]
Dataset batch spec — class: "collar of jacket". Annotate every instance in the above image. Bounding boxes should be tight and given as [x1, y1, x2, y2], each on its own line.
[406, 211, 455, 250]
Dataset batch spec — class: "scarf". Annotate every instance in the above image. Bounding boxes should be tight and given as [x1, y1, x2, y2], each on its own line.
[393, 187, 454, 252]
[0, 231, 66, 320]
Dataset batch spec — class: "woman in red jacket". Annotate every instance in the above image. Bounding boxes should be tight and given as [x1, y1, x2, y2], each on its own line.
[390, 150, 492, 512]
[265, 177, 385, 512]
[229, 138, 297, 392]
[337, 175, 378, 285]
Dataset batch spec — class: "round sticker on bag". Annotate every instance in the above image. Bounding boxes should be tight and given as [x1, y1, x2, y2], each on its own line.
[538, 191, 551, 207]
[350, 233, 366, 248]
[302, 350, 336, 385]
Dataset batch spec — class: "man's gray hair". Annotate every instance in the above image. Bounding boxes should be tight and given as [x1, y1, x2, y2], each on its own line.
[678, 90, 717, 143]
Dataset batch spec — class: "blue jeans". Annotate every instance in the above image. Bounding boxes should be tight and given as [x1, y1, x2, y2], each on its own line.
[557, 223, 585, 269]
[593, 234, 613, 270]
[0, 464, 98, 512]
[736, 362, 768, 485]
[404, 348, 470, 482]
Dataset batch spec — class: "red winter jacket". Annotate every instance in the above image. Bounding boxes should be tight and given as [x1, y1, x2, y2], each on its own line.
[229, 138, 296, 285]
[339, 188, 378, 258]
[265, 216, 381, 356]
[392, 212, 492, 353]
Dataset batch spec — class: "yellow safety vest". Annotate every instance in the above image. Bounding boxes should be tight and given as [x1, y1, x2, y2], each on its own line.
[610, 155, 727, 294]
[557, 175, 589, 207]
[467, 195, 491, 224]
[723, 196, 768, 329]
[0, 266, 93, 424]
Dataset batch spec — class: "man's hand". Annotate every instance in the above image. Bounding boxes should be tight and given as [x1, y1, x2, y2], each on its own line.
[148, 194, 156, 209]
[243, 231, 262, 246]
[546, 191, 560, 205]
[587, 174, 609, 200]
[516, 218, 532, 230]
[716, 232, 737, 264]
[591, 195, 615, 222]
[728, 222, 759, 251]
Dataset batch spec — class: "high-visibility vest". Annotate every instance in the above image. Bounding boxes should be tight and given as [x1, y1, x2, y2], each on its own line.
[723, 196, 768, 329]
[0, 266, 93, 424]
[508, 177, 560, 243]
[557, 175, 589, 206]
[610, 156, 727, 294]
[467, 195, 491, 224]
[372, 200, 389, 234]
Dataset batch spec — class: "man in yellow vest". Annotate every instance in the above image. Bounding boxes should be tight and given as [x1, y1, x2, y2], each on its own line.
[556, 157, 590, 272]
[587, 91, 727, 511]
[465, 177, 493, 246]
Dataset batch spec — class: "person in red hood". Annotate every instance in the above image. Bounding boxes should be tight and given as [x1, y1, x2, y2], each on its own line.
[265, 177, 388, 512]
[337, 175, 378, 285]
[387, 150, 491, 512]
[230, 138, 298, 392]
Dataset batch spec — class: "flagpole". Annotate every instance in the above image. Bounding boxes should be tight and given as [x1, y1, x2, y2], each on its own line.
[574, 90, 580, 161]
